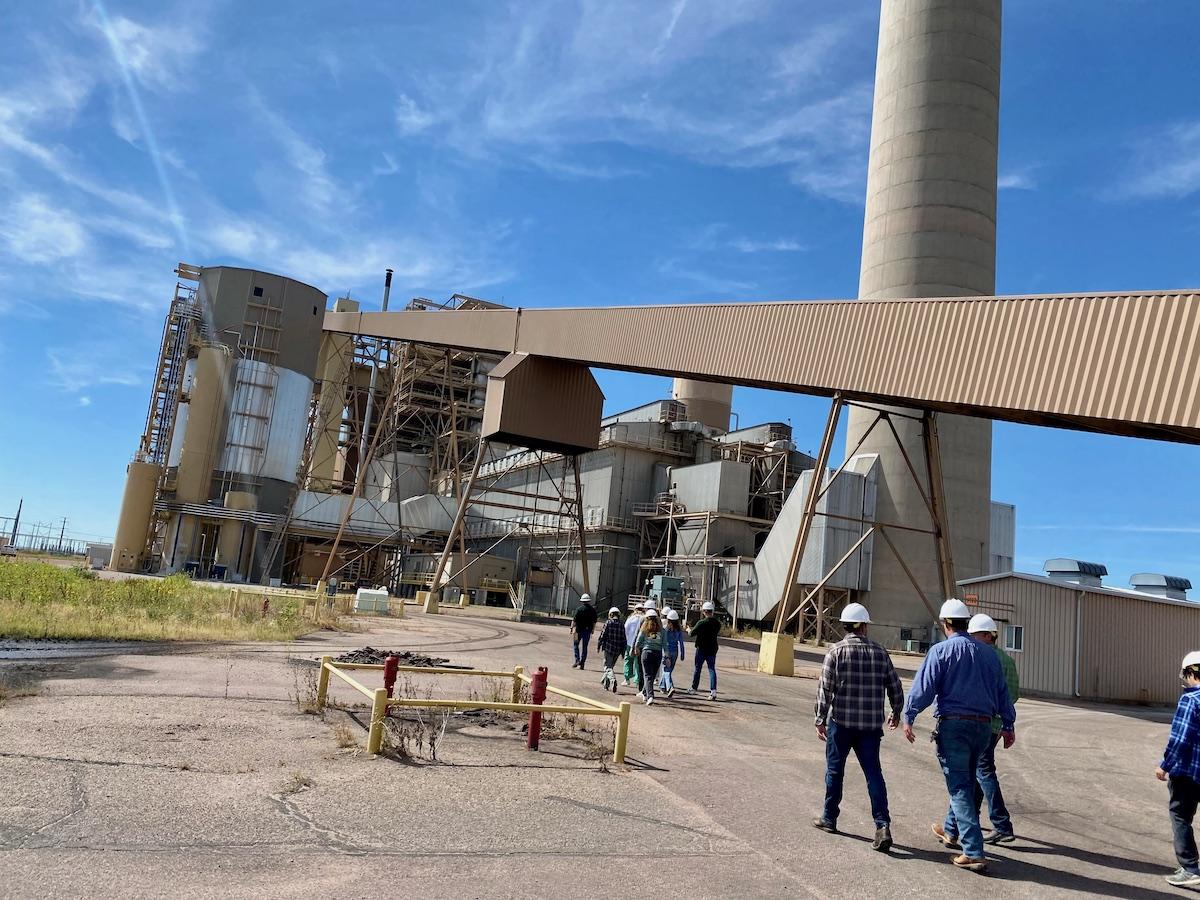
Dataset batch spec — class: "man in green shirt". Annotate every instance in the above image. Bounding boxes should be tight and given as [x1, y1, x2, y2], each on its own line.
[939, 613, 1019, 848]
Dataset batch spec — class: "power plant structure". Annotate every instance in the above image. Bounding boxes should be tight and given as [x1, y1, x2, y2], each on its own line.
[107, 0, 1200, 652]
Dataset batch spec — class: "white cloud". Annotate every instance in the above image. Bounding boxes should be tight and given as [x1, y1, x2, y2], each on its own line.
[0, 195, 89, 263]
[691, 223, 805, 254]
[998, 170, 1037, 191]
[731, 237, 805, 253]
[1123, 121, 1200, 199]
[47, 345, 144, 393]
[386, 1, 871, 198]
[396, 94, 437, 136]
[78, 396, 92, 407]
[86, 12, 205, 94]
[254, 97, 343, 217]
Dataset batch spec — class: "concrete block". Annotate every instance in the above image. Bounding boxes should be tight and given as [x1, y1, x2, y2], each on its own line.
[757, 632, 795, 677]
[424, 590, 440, 615]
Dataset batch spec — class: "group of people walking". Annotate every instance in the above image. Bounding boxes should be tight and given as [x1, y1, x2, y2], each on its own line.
[569, 594, 720, 706]
[812, 597, 1017, 873]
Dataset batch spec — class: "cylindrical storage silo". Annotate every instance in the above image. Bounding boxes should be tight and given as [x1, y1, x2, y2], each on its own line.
[109, 460, 162, 572]
[176, 345, 233, 504]
[672, 379, 732, 432]
[215, 491, 257, 577]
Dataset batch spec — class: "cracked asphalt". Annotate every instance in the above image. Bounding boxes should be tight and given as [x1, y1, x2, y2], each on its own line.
[0, 609, 1183, 899]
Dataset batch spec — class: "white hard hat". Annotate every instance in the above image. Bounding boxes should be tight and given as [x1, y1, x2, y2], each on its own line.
[634, 601, 645, 610]
[581, 593, 592, 602]
[608, 607, 621, 615]
[701, 601, 715, 612]
[968, 613, 997, 634]
[1182, 651, 1200, 670]
[839, 602, 871, 624]
[645, 599, 657, 609]
[645, 608, 659, 618]
[667, 609, 680, 621]
[939, 598, 971, 619]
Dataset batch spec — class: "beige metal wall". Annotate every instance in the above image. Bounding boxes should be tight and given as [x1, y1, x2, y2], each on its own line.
[967, 574, 1200, 705]
[109, 460, 162, 572]
[672, 379, 732, 432]
[482, 354, 603, 455]
[1078, 593, 1200, 705]
[967, 577, 1078, 698]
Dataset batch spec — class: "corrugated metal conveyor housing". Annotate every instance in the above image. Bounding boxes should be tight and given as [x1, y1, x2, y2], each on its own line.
[325, 290, 1200, 444]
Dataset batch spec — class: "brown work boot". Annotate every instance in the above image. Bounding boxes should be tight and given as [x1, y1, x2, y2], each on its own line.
[931, 823, 960, 849]
[952, 854, 988, 872]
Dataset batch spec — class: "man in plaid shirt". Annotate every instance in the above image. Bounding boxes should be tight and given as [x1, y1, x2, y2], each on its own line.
[812, 602, 904, 852]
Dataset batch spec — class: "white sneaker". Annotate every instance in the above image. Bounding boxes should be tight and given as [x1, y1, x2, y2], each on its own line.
[623, 680, 631, 687]
[686, 687, 695, 695]
[646, 696, 654, 706]
[708, 691, 717, 701]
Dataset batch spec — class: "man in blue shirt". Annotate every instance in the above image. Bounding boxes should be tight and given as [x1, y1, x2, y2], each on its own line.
[1157, 651, 1200, 888]
[903, 598, 1016, 873]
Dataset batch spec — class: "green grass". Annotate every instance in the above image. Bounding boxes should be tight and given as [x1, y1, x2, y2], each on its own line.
[0, 560, 321, 642]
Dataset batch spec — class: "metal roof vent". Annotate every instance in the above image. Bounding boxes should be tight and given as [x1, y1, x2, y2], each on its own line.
[1130, 573, 1193, 602]
[1044, 558, 1108, 588]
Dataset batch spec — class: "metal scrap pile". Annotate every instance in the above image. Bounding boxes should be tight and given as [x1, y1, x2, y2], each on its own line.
[331, 647, 462, 668]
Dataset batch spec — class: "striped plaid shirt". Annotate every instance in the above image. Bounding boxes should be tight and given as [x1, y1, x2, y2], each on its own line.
[1162, 686, 1200, 782]
[814, 632, 904, 730]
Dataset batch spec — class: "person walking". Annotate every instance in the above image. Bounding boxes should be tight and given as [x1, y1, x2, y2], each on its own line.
[633, 609, 666, 706]
[623, 602, 645, 687]
[570, 593, 598, 670]
[688, 600, 721, 700]
[596, 607, 627, 694]
[965, 613, 1019, 844]
[811, 603, 904, 852]
[1157, 651, 1200, 889]
[660, 609, 686, 698]
[903, 598, 1016, 873]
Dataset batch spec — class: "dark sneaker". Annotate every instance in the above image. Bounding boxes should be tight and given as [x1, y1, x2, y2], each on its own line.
[872, 825, 893, 852]
[812, 818, 837, 834]
[983, 829, 1016, 844]
[1165, 868, 1200, 887]
[932, 823, 960, 849]
[571, 662, 579, 669]
[952, 855, 988, 872]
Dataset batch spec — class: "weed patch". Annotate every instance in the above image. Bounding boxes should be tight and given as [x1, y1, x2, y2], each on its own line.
[0, 560, 324, 641]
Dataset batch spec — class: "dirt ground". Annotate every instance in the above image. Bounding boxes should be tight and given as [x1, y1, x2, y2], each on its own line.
[0, 609, 1182, 899]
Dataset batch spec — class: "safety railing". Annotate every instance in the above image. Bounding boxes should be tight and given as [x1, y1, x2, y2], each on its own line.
[316, 658, 632, 762]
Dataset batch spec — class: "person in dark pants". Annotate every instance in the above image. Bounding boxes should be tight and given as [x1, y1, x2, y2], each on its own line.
[903, 598, 1016, 874]
[633, 609, 666, 706]
[939, 614, 1019, 846]
[570, 593, 597, 670]
[1157, 651, 1200, 889]
[811, 603, 904, 852]
[688, 601, 721, 700]
[596, 607, 627, 694]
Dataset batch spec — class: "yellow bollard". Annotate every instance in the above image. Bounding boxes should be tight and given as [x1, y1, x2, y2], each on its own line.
[316, 656, 332, 708]
[511, 665, 525, 704]
[613, 701, 632, 764]
[367, 687, 388, 755]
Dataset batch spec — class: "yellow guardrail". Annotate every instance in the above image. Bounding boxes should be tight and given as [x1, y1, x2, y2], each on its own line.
[228, 587, 354, 621]
[316, 658, 631, 763]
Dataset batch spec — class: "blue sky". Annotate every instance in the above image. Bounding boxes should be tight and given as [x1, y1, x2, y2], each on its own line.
[0, 1, 1197, 589]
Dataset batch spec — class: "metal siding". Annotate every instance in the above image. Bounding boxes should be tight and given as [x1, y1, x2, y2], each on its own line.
[969, 577, 1077, 698]
[1079, 593, 1200, 705]
[340, 291, 1200, 442]
[483, 354, 603, 454]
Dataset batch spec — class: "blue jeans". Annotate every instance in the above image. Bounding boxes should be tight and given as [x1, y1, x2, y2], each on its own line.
[660, 652, 678, 690]
[823, 722, 890, 827]
[944, 731, 1013, 838]
[1170, 775, 1200, 874]
[692, 649, 717, 691]
[935, 719, 994, 859]
[572, 628, 592, 666]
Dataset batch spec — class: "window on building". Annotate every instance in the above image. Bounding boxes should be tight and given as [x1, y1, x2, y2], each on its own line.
[1004, 624, 1024, 653]
[253, 286, 264, 297]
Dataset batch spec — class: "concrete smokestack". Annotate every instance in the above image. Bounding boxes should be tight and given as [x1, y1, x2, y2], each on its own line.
[845, 0, 1000, 637]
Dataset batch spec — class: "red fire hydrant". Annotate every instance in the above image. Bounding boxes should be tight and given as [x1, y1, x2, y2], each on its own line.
[527, 666, 548, 751]
[383, 654, 399, 698]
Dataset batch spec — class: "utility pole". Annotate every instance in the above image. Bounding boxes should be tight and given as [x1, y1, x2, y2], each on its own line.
[8, 498, 20, 546]
[57, 518, 68, 554]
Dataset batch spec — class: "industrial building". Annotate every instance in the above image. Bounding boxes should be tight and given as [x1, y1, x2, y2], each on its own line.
[962, 560, 1199, 706]
[110, 260, 1017, 645]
